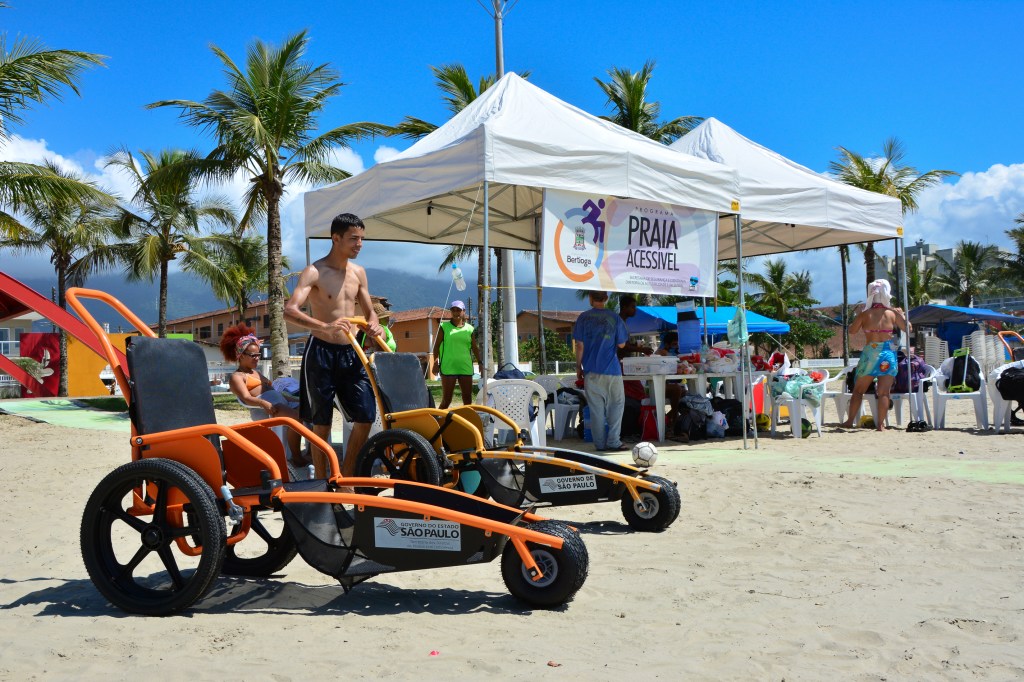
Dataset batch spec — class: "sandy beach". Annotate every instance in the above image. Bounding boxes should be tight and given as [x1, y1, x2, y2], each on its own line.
[1, 400, 1022, 680]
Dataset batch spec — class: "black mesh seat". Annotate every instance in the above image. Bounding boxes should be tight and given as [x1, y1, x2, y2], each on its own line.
[372, 353, 434, 413]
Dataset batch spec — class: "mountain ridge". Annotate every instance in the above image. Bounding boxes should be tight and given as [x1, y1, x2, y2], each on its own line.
[11, 268, 587, 329]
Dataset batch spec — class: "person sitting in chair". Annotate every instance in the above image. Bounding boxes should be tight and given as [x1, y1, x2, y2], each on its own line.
[221, 323, 303, 459]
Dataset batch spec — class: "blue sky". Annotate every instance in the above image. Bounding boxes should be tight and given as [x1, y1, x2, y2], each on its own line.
[3, 0, 1024, 307]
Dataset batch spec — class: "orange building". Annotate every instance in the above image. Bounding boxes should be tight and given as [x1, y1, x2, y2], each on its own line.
[515, 310, 582, 347]
[389, 306, 461, 379]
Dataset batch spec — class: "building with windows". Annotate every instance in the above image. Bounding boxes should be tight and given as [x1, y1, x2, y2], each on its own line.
[157, 296, 390, 356]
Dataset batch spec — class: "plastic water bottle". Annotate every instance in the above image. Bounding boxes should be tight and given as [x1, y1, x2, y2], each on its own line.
[451, 264, 466, 291]
[582, 405, 592, 442]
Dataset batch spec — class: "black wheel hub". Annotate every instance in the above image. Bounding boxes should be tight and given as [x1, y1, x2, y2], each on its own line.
[141, 524, 165, 549]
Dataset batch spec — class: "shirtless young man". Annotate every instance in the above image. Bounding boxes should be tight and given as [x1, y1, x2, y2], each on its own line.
[284, 213, 382, 478]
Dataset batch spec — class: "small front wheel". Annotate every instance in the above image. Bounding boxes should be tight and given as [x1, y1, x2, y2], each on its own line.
[354, 429, 444, 494]
[501, 520, 588, 608]
[621, 475, 681, 532]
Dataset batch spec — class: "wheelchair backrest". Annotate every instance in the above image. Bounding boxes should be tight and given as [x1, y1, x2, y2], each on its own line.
[371, 352, 433, 413]
[125, 336, 217, 435]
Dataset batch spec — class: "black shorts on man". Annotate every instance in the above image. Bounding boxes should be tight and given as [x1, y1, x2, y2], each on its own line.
[299, 336, 376, 426]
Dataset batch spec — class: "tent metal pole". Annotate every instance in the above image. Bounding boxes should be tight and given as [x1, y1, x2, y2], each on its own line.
[305, 237, 310, 267]
[898, 236, 913, 418]
[481, 181, 491, 398]
[734, 213, 755, 450]
[534, 217, 546, 372]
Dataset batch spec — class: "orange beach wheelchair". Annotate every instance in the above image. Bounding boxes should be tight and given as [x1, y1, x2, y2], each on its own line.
[345, 328, 681, 532]
[68, 288, 588, 615]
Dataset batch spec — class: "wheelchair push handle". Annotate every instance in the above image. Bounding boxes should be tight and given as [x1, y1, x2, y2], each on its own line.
[340, 316, 392, 353]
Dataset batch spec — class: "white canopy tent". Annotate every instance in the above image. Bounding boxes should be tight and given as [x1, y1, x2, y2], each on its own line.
[672, 118, 904, 448]
[304, 73, 740, 393]
[671, 117, 903, 259]
[305, 73, 739, 248]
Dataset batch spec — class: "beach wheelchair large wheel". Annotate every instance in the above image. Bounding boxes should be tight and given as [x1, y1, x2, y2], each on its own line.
[354, 429, 444, 494]
[222, 508, 297, 577]
[80, 459, 226, 615]
[620, 475, 681, 532]
[500, 520, 589, 608]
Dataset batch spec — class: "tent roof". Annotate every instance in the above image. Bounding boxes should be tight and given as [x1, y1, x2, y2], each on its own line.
[908, 304, 1021, 325]
[671, 118, 904, 259]
[626, 305, 790, 335]
[304, 73, 740, 250]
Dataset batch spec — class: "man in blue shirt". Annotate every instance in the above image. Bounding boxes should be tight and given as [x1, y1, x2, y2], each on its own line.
[574, 290, 629, 451]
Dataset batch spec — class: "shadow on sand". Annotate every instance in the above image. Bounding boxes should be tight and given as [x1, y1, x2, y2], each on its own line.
[1, 574, 566, 618]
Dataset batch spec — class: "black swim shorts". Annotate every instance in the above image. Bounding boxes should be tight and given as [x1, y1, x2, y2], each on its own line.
[299, 336, 376, 426]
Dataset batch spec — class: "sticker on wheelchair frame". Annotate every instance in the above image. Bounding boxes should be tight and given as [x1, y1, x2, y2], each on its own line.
[374, 518, 462, 551]
[540, 473, 598, 493]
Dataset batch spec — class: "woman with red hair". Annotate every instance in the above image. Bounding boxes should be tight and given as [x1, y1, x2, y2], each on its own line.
[221, 324, 303, 460]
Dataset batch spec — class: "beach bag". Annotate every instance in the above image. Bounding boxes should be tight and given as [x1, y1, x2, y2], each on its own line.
[996, 366, 1024, 402]
[947, 349, 981, 393]
[493, 363, 526, 380]
[894, 351, 929, 394]
[711, 397, 745, 436]
[674, 395, 713, 441]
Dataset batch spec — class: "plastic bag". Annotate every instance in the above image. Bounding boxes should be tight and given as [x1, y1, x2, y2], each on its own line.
[706, 411, 728, 438]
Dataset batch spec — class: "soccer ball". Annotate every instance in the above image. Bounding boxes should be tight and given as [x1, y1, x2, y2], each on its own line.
[801, 418, 814, 438]
[859, 414, 876, 429]
[755, 413, 771, 432]
[631, 441, 658, 467]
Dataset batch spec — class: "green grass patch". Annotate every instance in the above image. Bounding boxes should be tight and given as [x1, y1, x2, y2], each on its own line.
[77, 397, 128, 412]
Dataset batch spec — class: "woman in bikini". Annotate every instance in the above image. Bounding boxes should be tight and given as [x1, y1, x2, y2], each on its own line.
[839, 279, 912, 431]
[221, 323, 303, 459]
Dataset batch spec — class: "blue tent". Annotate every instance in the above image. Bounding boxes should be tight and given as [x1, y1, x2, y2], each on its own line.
[626, 306, 790, 335]
[908, 304, 1021, 325]
[908, 304, 1020, 353]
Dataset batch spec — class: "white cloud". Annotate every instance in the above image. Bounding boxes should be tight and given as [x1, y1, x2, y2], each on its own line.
[905, 163, 1024, 248]
[373, 145, 402, 164]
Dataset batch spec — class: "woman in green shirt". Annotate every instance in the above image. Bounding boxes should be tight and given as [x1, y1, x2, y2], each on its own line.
[359, 302, 397, 353]
[431, 300, 482, 409]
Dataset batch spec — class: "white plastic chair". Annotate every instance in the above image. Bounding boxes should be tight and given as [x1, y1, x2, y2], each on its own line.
[822, 366, 856, 423]
[932, 359, 989, 430]
[534, 375, 580, 441]
[478, 378, 548, 446]
[924, 336, 949, 369]
[770, 373, 826, 438]
[989, 360, 1024, 433]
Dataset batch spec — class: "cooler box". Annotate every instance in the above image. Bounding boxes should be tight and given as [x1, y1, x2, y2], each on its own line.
[623, 356, 678, 375]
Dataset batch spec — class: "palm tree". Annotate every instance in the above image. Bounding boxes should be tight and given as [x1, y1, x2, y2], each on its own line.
[147, 31, 386, 375]
[594, 60, 702, 144]
[933, 240, 1003, 307]
[999, 212, 1024, 289]
[0, 13, 108, 221]
[829, 138, 957, 288]
[744, 258, 816, 320]
[0, 161, 117, 395]
[838, 244, 851, 363]
[101, 148, 239, 337]
[209, 233, 287, 320]
[886, 261, 936, 309]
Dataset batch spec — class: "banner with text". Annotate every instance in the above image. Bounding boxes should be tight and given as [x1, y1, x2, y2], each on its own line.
[540, 189, 719, 297]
